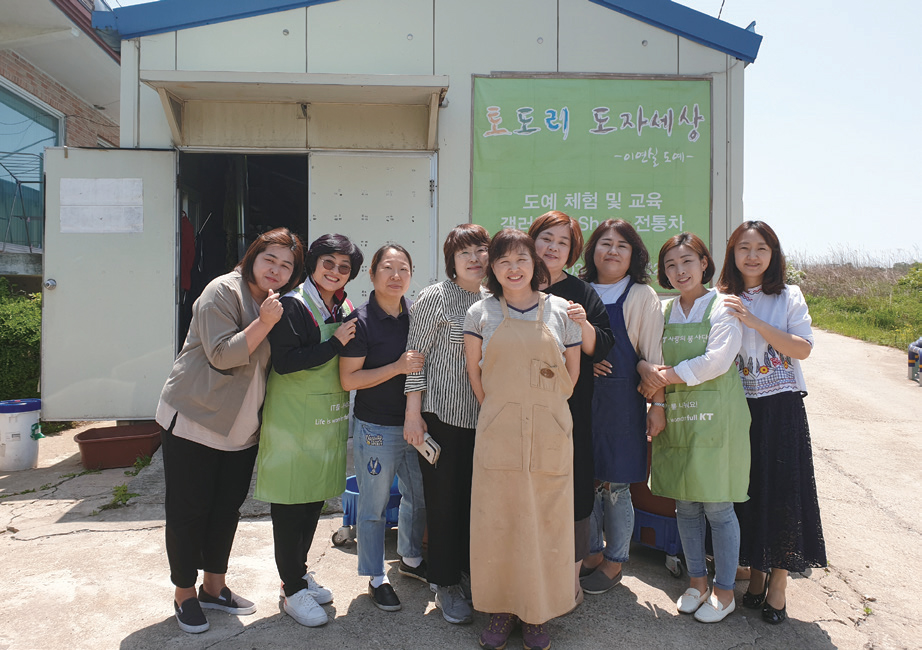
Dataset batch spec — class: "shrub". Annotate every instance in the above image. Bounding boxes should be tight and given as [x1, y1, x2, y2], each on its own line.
[0, 278, 41, 400]
[896, 263, 922, 292]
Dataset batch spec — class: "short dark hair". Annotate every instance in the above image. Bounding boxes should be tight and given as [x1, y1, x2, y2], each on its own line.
[306, 233, 364, 281]
[717, 220, 786, 296]
[370, 243, 413, 274]
[443, 223, 490, 279]
[528, 211, 584, 268]
[657, 232, 715, 290]
[579, 219, 651, 285]
[237, 227, 304, 295]
[484, 228, 550, 297]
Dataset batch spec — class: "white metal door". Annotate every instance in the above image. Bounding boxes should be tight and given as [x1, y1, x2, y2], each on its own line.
[42, 148, 177, 420]
[308, 151, 437, 305]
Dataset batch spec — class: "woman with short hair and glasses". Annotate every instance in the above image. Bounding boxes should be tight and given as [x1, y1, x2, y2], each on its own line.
[403, 223, 490, 625]
[255, 233, 363, 628]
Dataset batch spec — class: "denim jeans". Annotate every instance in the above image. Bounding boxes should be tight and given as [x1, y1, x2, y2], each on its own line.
[675, 500, 740, 592]
[588, 482, 633, 564]
[353, 416, 426, 577]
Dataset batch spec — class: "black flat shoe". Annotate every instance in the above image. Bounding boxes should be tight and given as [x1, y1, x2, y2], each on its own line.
[741, 588, 767, 609]
[762, 601, 787, 624]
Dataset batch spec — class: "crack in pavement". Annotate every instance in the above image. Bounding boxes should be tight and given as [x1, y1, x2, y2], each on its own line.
[10, 524, 163, 540]
[814, 449, 920, 538]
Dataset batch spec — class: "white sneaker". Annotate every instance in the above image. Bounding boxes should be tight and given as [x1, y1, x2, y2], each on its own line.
[278, 571, 334, 605]
[305, 571, 333, 605]
[284, 588, 328, 627]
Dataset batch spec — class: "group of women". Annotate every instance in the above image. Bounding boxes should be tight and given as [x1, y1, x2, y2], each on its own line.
[154, 214, 826, 650]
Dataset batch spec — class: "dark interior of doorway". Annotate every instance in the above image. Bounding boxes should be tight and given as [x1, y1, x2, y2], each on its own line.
[177, 153, 308, 349]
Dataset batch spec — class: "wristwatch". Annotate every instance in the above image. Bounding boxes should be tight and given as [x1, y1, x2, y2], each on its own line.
[650, 401, 666, 408]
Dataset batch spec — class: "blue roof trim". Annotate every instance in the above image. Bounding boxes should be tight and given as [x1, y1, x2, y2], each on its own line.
[93, 0, 339, 40]
[93, 0, 760, 63]
[590, 0, 761, 62]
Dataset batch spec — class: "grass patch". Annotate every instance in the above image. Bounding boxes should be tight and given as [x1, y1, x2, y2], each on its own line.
[793, 256, 922, 351]
[124, 455, 152, 477]
[97, 484, 140, 512]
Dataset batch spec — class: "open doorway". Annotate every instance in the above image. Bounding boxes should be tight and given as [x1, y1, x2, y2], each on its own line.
[177, 153, 308, 349]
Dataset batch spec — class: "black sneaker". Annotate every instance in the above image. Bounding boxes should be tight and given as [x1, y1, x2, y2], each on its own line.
[397, 558, 428, 583]
[174, 597, 209, 634]
[197, 586, 257, 615]
[368, 582, 402, 611]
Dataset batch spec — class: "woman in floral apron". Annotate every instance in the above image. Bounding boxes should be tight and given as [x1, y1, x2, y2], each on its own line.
[464, 228, 582, 650]
[640, 232, 751, 624]
[719, 221, 826, 625]
[255, 234, 362, 628]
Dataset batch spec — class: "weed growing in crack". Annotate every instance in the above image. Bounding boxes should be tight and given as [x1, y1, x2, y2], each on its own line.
[124, 455, 152, 477]
[98, 484, 140, 512]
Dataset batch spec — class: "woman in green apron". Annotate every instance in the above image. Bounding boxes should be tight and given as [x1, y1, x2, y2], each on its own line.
[255, 234, 363, 628]
[640, 232, 750, 624]
[464, 228, 582, 650]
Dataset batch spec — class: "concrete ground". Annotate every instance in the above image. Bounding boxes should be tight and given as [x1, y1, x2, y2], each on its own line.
[0, 329, 918, 649]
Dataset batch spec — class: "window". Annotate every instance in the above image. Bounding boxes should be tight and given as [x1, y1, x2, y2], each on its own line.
[0, 81, 62, 251]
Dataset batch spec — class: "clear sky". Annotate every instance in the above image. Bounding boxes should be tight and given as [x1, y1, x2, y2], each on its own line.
[110, 0, 921, 262]
[681, 0, 922, 262]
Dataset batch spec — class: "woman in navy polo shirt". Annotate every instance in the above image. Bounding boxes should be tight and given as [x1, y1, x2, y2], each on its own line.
[340, 244, 426, 612]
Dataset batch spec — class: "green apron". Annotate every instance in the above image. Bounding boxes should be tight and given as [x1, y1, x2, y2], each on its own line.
[651, 293, 751, 503]
[254, 289, 353, 505]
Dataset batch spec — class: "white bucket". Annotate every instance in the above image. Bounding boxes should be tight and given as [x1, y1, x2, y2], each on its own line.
[0, 399, 42, 472]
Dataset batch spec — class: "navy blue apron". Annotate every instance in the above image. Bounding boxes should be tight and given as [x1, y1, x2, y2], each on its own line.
[591, 280, 648, 483]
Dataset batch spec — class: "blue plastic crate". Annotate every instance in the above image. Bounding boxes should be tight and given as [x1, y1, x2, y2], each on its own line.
[342, 474, 402, 528]
[632, 508, 683, 556]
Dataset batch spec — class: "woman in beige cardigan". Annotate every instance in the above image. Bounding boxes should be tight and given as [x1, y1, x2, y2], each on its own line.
[579, 219, 665, 595]
[156, 228, 304, 635]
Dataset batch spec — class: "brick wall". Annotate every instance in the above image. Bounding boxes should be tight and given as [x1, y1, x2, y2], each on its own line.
[0, 50, 118, 147]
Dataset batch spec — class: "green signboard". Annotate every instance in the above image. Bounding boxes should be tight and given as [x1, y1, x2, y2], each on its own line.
[471, 76, 711, 274]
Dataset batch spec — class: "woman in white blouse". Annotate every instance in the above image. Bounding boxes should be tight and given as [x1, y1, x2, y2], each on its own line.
[639, 232, 751, 624]
[719, 221, 826, 625]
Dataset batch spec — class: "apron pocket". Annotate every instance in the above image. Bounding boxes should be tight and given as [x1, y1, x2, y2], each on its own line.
[530, 359, 559, 392]
[478, 402, 523, 471]
[529, 404, 571, 475]
[663, 389, 726, 448]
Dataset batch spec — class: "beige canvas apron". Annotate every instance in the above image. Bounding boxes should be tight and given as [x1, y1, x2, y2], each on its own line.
[470, 295, 576, 624]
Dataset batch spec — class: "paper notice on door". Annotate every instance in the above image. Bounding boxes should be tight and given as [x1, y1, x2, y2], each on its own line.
[59, 178, 144, 233]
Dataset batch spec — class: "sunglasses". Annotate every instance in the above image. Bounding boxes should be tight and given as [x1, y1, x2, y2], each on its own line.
[320, 258, 352, 275]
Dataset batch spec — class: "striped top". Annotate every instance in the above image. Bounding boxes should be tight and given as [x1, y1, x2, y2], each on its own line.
[404, 279, 486, 429]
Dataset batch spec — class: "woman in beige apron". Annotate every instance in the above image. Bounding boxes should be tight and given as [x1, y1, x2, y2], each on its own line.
[255, 234, 363, 628]
[464, 228, 582, 650]
[640, 233, 750, 625]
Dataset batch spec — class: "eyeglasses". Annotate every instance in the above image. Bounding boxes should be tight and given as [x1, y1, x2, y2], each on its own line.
[456, 248, 488, 260]
[320, 258, 352, 275]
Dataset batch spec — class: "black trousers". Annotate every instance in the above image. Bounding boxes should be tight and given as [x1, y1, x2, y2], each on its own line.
[418, 413, 475, 587]
[161, 424, 258, 589]
[271, 501, 324, 597]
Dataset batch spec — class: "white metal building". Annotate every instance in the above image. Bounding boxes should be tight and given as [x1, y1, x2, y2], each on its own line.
[42, 0, 761, 420]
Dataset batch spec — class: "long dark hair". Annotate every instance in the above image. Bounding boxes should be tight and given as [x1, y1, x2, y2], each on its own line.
[717, 221, 786, 296]
[484, 228, 550, 297]
[580, 219, 650, 284]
